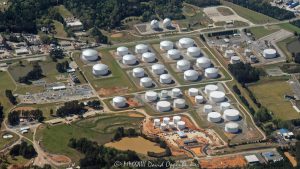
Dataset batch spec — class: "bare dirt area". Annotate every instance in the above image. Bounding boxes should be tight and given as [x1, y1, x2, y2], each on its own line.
[97, 87, 129, 97]
[110, 33, 124, 38]
[200, 155, 247, 169]
[127, 98, 142, 107]
[13, 107, 35, 111]
[48, 154, 71, 164]
[128, 112, 145, 118]
[284, 152, 297, 167]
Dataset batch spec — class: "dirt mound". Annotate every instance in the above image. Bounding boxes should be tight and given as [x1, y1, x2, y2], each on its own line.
[111, 33, 123, 38]
[14, 107, 35, 111]
[200, 155, 246, 169]
[98, 87, 129, 97]
[48, 154, 71, 164]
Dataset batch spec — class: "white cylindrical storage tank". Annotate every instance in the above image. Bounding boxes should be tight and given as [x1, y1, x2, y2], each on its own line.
[220, 102, 231, 112]
[163, 117, 170, 124]
[160, 90, 169, 98]
[177, 121, 186, 130]
[173, 116, 181, 124]
[140, 77, 153, 88]
[195, 95, 204, 104]
[159, 74, 172, 84]
[230, 56, 241, 64]
[117, 46, 129, 56]
[263, 49, 277, 59]
[132, 67, 145, 78]
[179, 38, 194, 48]
[196, 57, 211, 69]
[160, 123, 167, 130]
[188, 88, 199, 96]
[157, 101, 171, 112]
[205, 68, 219, 79]
[113, 96, 126, 108]
[82, 49, 98, 61]
[154, 119, 160, 127]
[167, 49, 181, 60]
[122, 54, 137, 65]
[225, 122, 239, 133]
[152, 64, 165, 75]
[244, 49, 251, 57]
[135, 44, 148, 54]
[150, 20, 160, 30]
[184, 70, 199, 81]
[187, 47, 201, 57]
[145, 91, 158, 102]
[169, 122, 175, 128]
[173, 98, 186, 109]
[171, 88, 181, 98]
[92, 63, 109, 76]
[142, 52, 156, 63]
[207, 112, 222, 123]
[163, 18, 172, 28]
[225, 50, 235, 59]
[210, 91, 225, 103]
[203, 104, 213, 113]
[160, 41, 174, 51]
[177, 59, 191, 72]
[205, 84, 219, 94]
[223, 109, 240, 121]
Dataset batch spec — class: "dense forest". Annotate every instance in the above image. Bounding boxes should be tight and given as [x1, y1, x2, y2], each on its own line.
[228, 62, 260, 84]
[225, 0, 295, 20]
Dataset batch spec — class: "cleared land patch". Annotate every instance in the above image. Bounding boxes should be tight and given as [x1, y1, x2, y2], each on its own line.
[249, 26, 279, 39]
[217, 7, 234, 16]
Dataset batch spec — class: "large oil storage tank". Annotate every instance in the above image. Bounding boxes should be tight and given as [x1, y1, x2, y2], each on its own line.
[184, 70, 199, 81]
[205, 84, 219, 94]
[203, 104, 213, 113]
[179, 38, 194, 48]
[207, 112, 222, 123]
[263, 49, 277, 59]
[150, 20, 160, 30]
[163, 117, 170, 124]
[160, 41, 174, 51]
[225, 122, 239, 133]
[225, 50, 235, 59]
[187, 47, 201, 57]
[173, 116, 181, 124]
[142, 52, 156, 63]
[122, 54, 137, 65]
[177, 121, 186, 130]
[153, 119, 160, 127]
[223, 109, 240, 121]
[117, 46, 129, 56]
[152, 64, 165, 75]
[163, 18, 172, 28]
[140, 77, 153, 88]
[82, 49, 99, 61]
[135, 44, 148, 54]
[157, 101, 171, 112]
[113, 96, 126, 108]
[195, 95, 204, 104]
[169, 122, 175, 128]
[230, 56, 241, 64]
[160, 123, 167, 130]
[209, 91, 225, 103]
[196, 57, 211, 69]
[173, 98, 186, 109]
[160, 74, 172, 84]
[168, 49, 181, 60]
[145, 91, 158, 102]
[92, 63, 109, 76]
[188, 88, 199, 96]
[171, 88, 182, 98]
[205, 68, 219, 79]
[132, 67, 145, 78]
[177, 59, 191, 71]
[220, 102, 231, 112]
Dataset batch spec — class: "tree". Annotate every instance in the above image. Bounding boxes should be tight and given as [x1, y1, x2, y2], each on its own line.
[8, 111, 20, 126]
[232, 85, 241, 95]
[254, 107, 272, 123]
[5, 90, 17, 105]
[228, 62, 260, 84]
[295, 53, 300, 64]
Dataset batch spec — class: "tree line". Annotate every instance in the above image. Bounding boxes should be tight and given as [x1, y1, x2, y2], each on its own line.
[5, 90, 17, 105]
[228, 62, 260, 84]
[56, 100, 86, 117]
[18, 62, 44, 84]
[8, 109, 44, 126]
[9, 141, 37, 159]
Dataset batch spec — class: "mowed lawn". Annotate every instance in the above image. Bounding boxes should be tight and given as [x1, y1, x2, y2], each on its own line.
[53, 5, 73, 18]
[249, 26, 279, 39]
[0, 71, 16, 113]
[53, 20, 67, 37]
[249, 80, 300, 120]
[36, 113, 144, 162]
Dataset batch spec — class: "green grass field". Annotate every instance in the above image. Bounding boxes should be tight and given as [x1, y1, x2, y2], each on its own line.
[278, 23, 300, 33]
[249, 26, 279, 39]
[53, 5, 73, 18]
[249, 79, 300, 120]
[53, 20, 67, 37]
[0, 71, 16, 113]
[221, 0, 277, 24]
[277, 36, 297, 62]
[0, 132, 19, 149]
[36, 112, 144, 161]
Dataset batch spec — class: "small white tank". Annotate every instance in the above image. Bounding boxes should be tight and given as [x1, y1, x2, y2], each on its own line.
[169, 122, 175, 128]
[173, 116, 181, 124]
[113, 96, 126, 108]
[117, 46, 129, 56]
[92, 64, 109, 76]
[152, 64, 165, 75]
[205, 68, 219, 79]
[160, 90, 169, 98]
[188, 88, 199, 96]
[173, 98, 186, 109]
[184, 70, 199, 81]
[153, 119, 160, 127]
[207, 112, 222, 123]
[163, 117, 170, 124]
[244, 49, 251, 57]
[230, 56, 241, 64]
[157, 101, 171, 112]
[160, 123, 167, 130]
[135, 44, 148, 54]
[209, 91, 226, 103]
[223, 109, 240, 121]
[177, 121, 186, 130]
[263, 49, 277, 59]
[205, 84, 219, 94]
[225, 122, 239, 133]
[145, 91, 158, 102]
[151, 20, 160, 30]
[171, 88, 181, 98]
[142, 52, 156, 63]
[140, 77, 153, 88]
[195, 95, 204, 104]
[132, 67, 145, 78]
[160, 41, 174, 51]
[159, 74, 172, 84]
[225, 50, 235, 59]
[203, 104, 213, 113]
[196, 57, 211, 69]
[123, 54, 137, 65]
[177, 59, 191, 71]
[168, 49, 181, 60]
[179, 38, 194, 48]
[187, 47, 201, 57]
[220, 102, 231, 112]
[163, 18, 172, 28]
